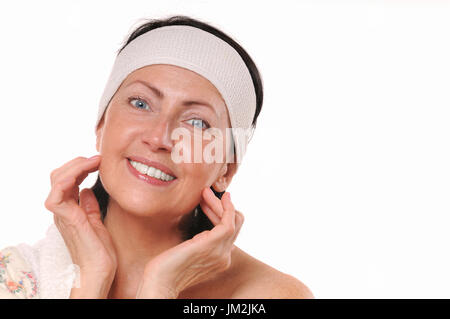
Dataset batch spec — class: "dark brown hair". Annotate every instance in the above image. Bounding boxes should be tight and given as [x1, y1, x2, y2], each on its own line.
[91, 15, 264, 241]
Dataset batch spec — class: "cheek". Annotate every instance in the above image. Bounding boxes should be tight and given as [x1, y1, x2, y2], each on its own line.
[97, 114, 138, 182]
[100, 106, 138, 153]
[181, 162, 221, 190]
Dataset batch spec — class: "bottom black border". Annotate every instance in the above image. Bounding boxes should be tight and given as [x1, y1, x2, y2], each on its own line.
[1, 299, 449, 317]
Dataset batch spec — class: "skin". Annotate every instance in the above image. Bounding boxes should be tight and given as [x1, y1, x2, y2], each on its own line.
[95, 64, 242, 298]
[46, 63, 313, 299]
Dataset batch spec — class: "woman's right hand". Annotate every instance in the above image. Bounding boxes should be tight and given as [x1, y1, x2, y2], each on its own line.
[44, 155, 117, 298]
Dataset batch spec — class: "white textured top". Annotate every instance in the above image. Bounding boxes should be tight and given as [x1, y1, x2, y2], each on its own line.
[0, 223, 80, 299]
[96, 25, 256, 164]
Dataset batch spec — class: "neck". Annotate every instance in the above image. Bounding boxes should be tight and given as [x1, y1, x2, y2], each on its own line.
[103, 198, 185, 298]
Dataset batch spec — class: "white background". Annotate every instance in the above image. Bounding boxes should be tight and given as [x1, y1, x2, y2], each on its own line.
[1, 0, 449, 298]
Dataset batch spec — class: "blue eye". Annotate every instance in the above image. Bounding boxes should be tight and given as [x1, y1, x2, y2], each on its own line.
[129, 97, 150, 110]
[186, 118, 210, 129]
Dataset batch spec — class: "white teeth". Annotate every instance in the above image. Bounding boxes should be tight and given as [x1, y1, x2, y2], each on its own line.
[147, 166, 155, 176]
[136, 162, 148, 175]
[129, 160, 175, 181]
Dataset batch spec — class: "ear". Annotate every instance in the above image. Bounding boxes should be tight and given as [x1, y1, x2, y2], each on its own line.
[212, 162, 237, 193]
[95, 116, 105, 153]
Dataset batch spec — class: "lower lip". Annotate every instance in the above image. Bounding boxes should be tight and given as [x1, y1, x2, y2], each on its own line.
[126, 159, 177, 186]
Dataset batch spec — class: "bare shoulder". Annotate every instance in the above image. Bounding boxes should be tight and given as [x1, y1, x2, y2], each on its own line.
[177, 246, 313, 299]
[230, 247, 314, 299]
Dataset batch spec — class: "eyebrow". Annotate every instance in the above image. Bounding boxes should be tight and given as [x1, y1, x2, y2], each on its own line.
[126, 80, 218, 116]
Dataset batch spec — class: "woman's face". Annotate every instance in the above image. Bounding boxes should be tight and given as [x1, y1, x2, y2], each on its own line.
[95, 64, 236, 219]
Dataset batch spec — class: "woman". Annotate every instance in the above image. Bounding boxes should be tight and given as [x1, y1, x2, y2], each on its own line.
[0, 15, 313, 299]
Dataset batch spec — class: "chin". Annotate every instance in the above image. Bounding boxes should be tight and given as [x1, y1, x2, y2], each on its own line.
[113, 191, 160, 214]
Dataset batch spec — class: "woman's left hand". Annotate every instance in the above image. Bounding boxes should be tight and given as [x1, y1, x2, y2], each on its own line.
[135, 188, 244, 299]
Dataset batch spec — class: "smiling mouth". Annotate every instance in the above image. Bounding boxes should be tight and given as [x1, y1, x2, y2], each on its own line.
[127, 159, 177, 182]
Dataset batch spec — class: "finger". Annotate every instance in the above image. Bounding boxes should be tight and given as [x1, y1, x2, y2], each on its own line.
[51, 156, 91, 184]
[221, 192, 236, 230]
[212, 192, 235, 242]
[69, 156, 101, 187]
[201, 187, 224, 217]
[51, 157, 85, 183]
[79, 188, 101, 220]
[45, 176, 78, 216]
[199, 200, 221, 225]
[202, 188, 223, 216]
[47, 157, 100, 216]
[230, 210, 244, 243]
[51, 155, 100, 186]
[52, 156, 101, 188]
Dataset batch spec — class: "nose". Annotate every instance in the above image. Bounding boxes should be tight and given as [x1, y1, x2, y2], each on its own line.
[141, 116, 174, 153]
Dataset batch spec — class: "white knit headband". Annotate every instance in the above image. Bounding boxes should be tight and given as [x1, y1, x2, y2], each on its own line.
[95, 24, 257, 164]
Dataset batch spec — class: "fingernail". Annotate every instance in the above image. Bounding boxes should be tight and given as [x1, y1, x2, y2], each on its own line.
[88, 155, 100, 160]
